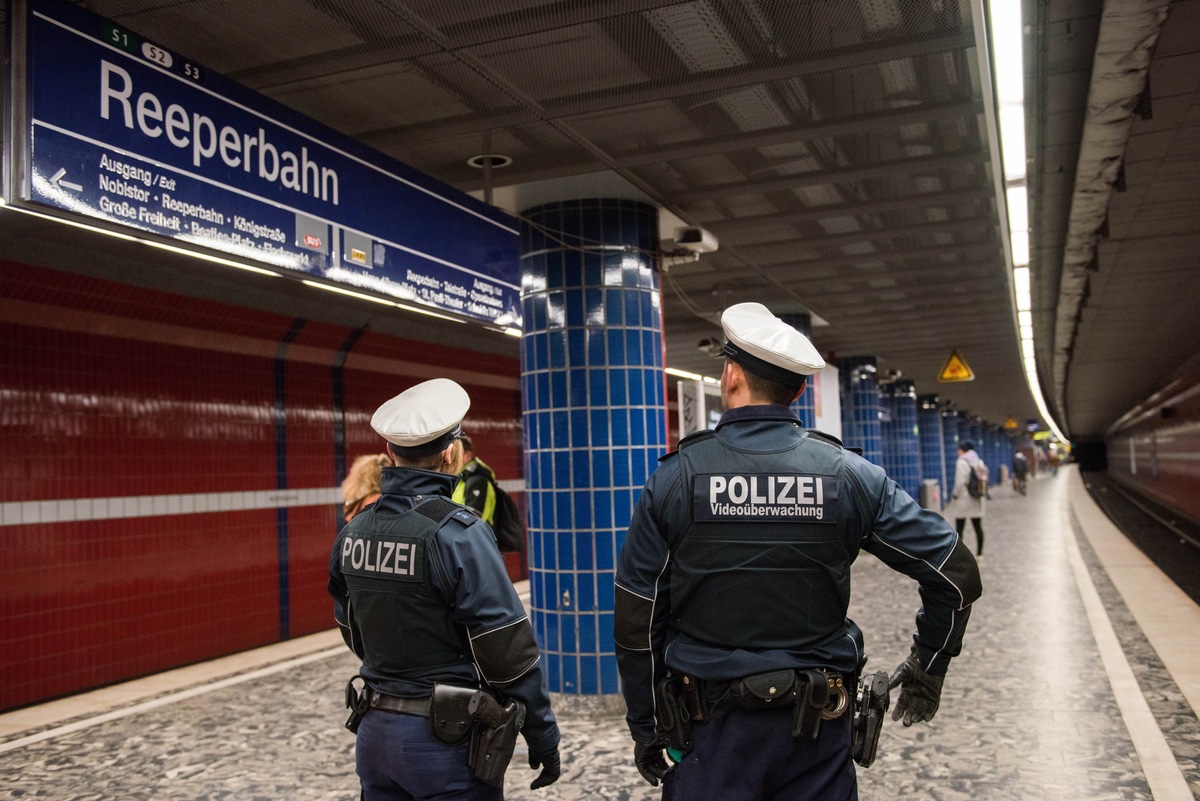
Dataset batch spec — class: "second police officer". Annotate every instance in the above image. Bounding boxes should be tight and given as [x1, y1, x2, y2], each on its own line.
[614, 303, 983, 801]
[329, 378, 561, 800]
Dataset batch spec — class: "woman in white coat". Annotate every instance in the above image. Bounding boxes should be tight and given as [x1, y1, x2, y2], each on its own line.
[945, 441, 986, 557]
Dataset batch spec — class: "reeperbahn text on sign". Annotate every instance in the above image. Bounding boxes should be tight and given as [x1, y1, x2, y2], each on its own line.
[14, 0, 521, 329]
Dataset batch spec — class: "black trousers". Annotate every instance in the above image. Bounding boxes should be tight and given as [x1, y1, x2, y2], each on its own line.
[663, 705, 855, 801]
[955, 516, 984, 555]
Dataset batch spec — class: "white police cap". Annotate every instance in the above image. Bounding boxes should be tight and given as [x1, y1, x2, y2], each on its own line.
[721, 302, 826, 384]
[371, 378, 470, 457]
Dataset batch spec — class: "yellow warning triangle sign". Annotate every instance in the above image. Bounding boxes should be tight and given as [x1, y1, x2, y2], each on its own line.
[938, 349, 975, 382]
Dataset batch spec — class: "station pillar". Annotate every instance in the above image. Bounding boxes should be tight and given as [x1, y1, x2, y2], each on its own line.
[838, 356, 881, 466]
[518, 198, 666, 695]
[918, 394, 947, 505]
[942, 406, 960, 492]
[780, 313, 816, 427]
[881, 380, 920, 498]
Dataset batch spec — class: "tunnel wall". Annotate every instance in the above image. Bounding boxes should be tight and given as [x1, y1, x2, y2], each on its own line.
[0, 261, 523, 711]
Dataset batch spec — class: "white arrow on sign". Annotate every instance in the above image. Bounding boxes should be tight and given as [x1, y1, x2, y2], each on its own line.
[50, 167, 83, 192]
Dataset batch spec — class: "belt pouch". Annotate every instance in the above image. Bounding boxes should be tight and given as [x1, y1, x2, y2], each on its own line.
[729, 670, 796, 711]
[429, 684, 476, 745]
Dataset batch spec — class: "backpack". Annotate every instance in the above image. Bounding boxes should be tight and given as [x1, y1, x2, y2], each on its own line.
[967, 462, 989, 499]
[489, 485, 525, 552]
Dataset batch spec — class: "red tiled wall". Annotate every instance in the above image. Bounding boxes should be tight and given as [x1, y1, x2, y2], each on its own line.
[0, 261, 523, 710]
[1107, 365, 1200, 528]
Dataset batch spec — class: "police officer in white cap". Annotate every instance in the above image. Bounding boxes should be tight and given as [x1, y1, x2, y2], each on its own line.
[614, 303, 981, 801]
[329, 378, 561, 800]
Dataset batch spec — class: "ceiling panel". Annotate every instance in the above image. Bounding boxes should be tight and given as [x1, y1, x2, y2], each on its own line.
[34, 0, 1196, 442]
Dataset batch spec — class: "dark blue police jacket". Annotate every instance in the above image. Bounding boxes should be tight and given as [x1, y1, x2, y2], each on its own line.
[329, 466, 560, 754]
[613, 404, 982, 745]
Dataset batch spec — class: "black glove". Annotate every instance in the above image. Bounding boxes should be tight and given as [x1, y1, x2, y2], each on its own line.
[529, 746, 561, 790]
[633, 740, 670, 787]
[888, 649, 945, 726]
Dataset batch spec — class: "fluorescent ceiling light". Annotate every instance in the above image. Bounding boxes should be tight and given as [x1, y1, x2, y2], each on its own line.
[1006, 186, 1028, 233]
[986, 0, 1067, 439]
[666, 367, 721, 385]
[1010, 229, 1029, 267]
[2, 202, 284, 277]
[301, 279, 395, 306]
[1013, 266, 1030, 294]
[990, 1, 1027, 182]
[666, 367, 704, 382]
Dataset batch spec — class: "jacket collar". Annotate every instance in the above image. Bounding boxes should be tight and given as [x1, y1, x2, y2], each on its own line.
[380, 466, 457, 498]
[715, 403, 799, 430]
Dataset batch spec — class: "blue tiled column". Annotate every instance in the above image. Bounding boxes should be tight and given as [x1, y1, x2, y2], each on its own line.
[956, 414, 972, 452]
[838, 357, 881, 465]
[968, 417, 984, 456]
[883, 380, 920, 498]
[780, 313, 816, 428]
[519, 198, 666, 696]
[985, 424, 1001, 485]
[878, 386, 897, 476]
[991, 424, 1010, 485]
[942, 407, 960, 490]
[918, 394, 946, 506]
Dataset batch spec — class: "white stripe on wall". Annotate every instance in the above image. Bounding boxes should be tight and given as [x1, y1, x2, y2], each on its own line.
[0, 481, 527, 527]
[0, 487, 341, 527]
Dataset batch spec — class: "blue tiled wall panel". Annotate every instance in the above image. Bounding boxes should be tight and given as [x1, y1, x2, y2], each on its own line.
[520, 199, 666, 695]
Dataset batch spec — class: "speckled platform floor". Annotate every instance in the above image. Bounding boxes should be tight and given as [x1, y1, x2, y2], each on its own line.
[3, 468, 1197, 800]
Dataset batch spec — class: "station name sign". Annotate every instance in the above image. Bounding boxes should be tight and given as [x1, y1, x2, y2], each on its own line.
[12, 0, 521, 328]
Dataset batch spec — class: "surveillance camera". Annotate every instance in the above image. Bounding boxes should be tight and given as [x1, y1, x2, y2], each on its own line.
[674, 226, 719, 254]
[697, 337, 724, 355]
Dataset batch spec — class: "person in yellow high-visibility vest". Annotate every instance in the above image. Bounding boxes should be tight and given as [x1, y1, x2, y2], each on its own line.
[452, 434, 497, 524]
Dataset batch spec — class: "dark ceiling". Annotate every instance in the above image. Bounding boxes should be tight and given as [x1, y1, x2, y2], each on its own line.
[32, 0, 1200, 441]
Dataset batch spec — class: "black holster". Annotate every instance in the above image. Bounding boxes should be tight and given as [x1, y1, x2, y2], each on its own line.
[850, 671, 890, 767]
[429, 683, 476, 745]
[344, 675, 369, 734]
[466, 691, 526, 787]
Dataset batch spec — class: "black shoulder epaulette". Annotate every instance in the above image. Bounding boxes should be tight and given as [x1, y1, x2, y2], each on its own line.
[806, 429, 844, 448]
[805, 429, 863, 456]
[412, 497, 472, 525]
[660, 429, 716, 461]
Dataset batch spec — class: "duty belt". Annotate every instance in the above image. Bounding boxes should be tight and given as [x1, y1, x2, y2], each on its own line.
[368, 689, 432, 717]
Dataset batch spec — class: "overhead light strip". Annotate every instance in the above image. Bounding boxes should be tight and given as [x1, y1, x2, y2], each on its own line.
[982, 0, 1068, 443]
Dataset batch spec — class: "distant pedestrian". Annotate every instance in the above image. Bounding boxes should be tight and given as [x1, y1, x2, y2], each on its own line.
[1011, 451, 1029, 495]
[946, 441, 986, 556]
